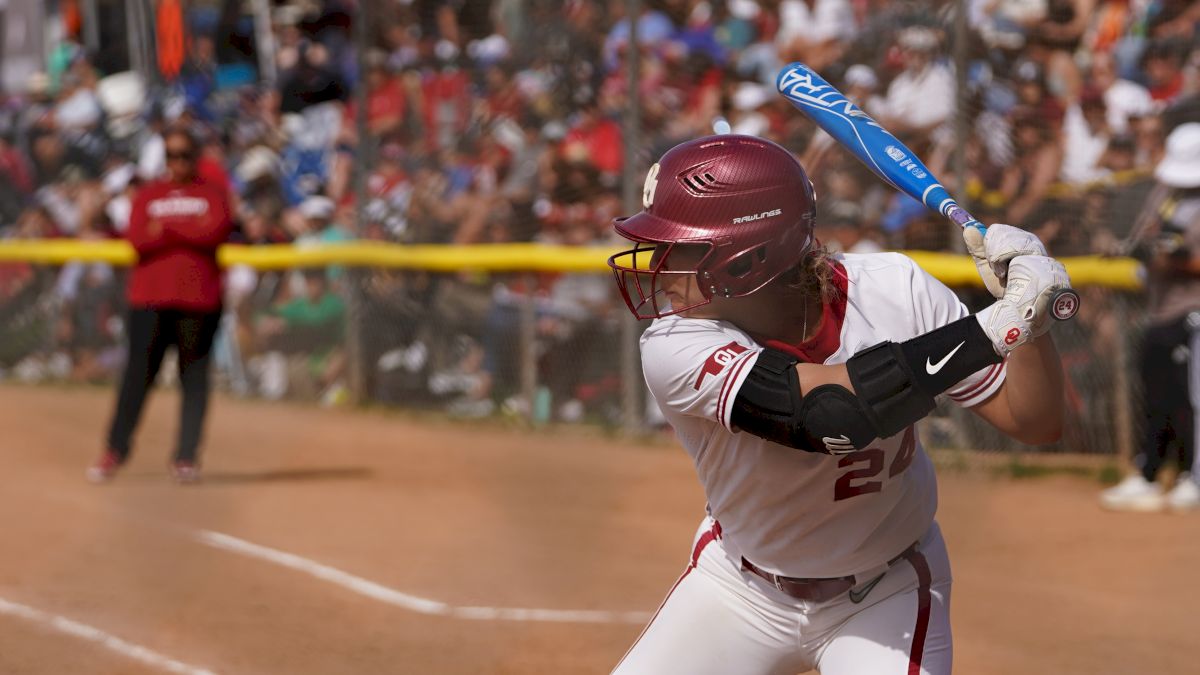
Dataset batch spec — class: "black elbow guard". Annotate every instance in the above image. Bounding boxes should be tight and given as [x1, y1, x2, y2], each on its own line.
[732, 348, 880, 454]
[847, 315, 1002, 440]
[731, 316, 1001, 454]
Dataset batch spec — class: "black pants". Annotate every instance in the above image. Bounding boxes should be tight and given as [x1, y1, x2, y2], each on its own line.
[107, 308, 221, 463]
[1138, 313, 1200, 481]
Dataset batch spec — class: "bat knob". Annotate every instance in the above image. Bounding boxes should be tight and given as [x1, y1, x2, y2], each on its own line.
[1049, 289, 1080, 321]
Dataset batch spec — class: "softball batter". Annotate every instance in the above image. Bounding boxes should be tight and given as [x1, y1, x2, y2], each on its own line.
[607, 135, 1071, 674]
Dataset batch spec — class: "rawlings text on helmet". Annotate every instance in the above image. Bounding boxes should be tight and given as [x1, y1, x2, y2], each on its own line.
[732, 208, 782, 224]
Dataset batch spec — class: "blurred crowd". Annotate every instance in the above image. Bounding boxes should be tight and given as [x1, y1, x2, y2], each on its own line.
[0, 0, 1197, 430]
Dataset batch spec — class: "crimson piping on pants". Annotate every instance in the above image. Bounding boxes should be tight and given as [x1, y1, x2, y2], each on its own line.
[907, 550, 933, 675]
[613, 522, 722, 671]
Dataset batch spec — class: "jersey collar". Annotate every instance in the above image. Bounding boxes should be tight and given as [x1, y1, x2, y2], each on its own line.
[764, 260, 848, 364]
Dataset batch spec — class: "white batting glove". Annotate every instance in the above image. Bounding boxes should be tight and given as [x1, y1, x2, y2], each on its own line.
[963, 224, 1049, 299]
[975, 255, 1073, 357]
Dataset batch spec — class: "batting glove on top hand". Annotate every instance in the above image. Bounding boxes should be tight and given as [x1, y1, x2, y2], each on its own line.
[963, 224, 1048, 299]
[975, 255, 1073, 358]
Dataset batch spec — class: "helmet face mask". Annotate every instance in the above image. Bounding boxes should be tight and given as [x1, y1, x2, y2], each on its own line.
[610, 241, 715, 320]
[607, 135, 817, 320]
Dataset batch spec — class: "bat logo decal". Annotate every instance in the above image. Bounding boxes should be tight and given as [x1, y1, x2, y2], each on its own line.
[777, 66, 880, 126]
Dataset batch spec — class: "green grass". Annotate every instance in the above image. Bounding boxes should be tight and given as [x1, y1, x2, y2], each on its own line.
[1097, 463, 1124, 485]
[993, 459, 1096, 480]
[991, 458, 1124, 483]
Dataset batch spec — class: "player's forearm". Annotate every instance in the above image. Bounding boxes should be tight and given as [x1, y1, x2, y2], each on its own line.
[999, 334, 1065, 444]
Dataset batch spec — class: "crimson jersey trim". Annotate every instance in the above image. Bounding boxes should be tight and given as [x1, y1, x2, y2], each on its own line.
[765, 260, 850, 364]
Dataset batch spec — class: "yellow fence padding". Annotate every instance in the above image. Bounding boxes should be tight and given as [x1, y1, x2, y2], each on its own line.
[0, 239, 1144, 290]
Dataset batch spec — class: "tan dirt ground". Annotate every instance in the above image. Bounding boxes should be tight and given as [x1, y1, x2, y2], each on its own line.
[0, 384, 1196, 674]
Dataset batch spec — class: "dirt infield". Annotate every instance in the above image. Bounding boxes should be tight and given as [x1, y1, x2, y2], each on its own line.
[0, 384, 1196, 675]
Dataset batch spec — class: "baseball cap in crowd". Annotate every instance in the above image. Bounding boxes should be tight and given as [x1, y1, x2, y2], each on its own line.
[898, 26, 939, 52]
[102, 163, 137, 195]
[1108, 86, 1156, 127]
[728, 0, 760, 20]
[468, 34, 511, 64]
[25, 72, 51, 97]
[733, 82, 770, 111]
[844, 64, 878, 91]
[826, 201, 864, 227]
[1155, 123, 1200, 189]
[299, 195, 336, 220]
[235, 146, 280, 183]
[272, 6, 298, 26]
[1013, 58, 1044, 85]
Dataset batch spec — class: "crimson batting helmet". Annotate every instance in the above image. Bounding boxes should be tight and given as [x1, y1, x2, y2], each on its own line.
[608, 135, 817, 319]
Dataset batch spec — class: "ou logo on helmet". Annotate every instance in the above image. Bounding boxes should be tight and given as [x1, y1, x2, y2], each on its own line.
[643, 163, 661, 208]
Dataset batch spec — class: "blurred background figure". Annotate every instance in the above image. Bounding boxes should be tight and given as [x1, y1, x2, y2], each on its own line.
[251, 268, 347, 405]
[1102, 123, 1200, 513]
[89, 125, 232, 485]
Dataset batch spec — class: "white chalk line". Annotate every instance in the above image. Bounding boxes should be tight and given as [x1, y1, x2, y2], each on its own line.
[197, 530, 650, 625]
[25, 487, 651, 626]
[0, 596, 218, 675]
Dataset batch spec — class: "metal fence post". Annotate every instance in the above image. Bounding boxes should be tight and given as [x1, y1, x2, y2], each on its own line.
[1113, 296, 1136, 468]
[519, 273, 538, 423]
[345, 0, 371, 406]
[344, 267, 368, 404]
[951, 0, 969, 254]
[619, 0, 644, 434]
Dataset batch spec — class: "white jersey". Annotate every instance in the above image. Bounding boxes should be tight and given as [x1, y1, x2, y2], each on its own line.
[641, 253, 1005, 579]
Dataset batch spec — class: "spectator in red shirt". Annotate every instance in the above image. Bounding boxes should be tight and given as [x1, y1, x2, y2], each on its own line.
[560, 100, 623, 177]
[343, 51, 407, 139]
[1140, 39, 1187, 103]
[421, 56, 471, 152]
[88, 125, 233, 485]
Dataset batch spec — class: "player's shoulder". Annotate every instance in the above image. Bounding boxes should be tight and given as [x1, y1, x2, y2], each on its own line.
[640, 317, 759, 374]
[840, 251, 926, 287]
[640, 316, 760, 409]
[641, 315, 756, 346]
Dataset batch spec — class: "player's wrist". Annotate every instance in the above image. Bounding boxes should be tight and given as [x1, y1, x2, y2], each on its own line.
[975, 303, 1027, 357]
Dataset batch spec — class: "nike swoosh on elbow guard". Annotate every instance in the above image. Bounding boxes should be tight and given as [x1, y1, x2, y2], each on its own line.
[925, 341, 966, 375]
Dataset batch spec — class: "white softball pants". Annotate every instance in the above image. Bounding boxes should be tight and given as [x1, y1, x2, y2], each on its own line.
[612, 519, 952, 675]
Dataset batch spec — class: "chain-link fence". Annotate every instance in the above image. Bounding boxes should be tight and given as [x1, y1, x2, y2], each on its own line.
[5, 0, 1194, 469]
[0, 250, 1145, 462]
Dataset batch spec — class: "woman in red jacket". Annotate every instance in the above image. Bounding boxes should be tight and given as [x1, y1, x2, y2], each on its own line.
[88, 126, 232, 484]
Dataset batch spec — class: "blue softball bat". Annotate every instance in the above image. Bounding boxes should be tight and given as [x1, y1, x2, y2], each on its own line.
[775, 62, 986, 235]
[776, 62, 1080, 320]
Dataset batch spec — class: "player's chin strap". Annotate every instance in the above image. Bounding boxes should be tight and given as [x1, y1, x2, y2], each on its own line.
[732, 316, 1002, 454]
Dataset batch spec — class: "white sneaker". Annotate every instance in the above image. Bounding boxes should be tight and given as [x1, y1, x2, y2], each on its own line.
[1166, 474, 1200, 512]
[1100, 475, 1165, 512]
